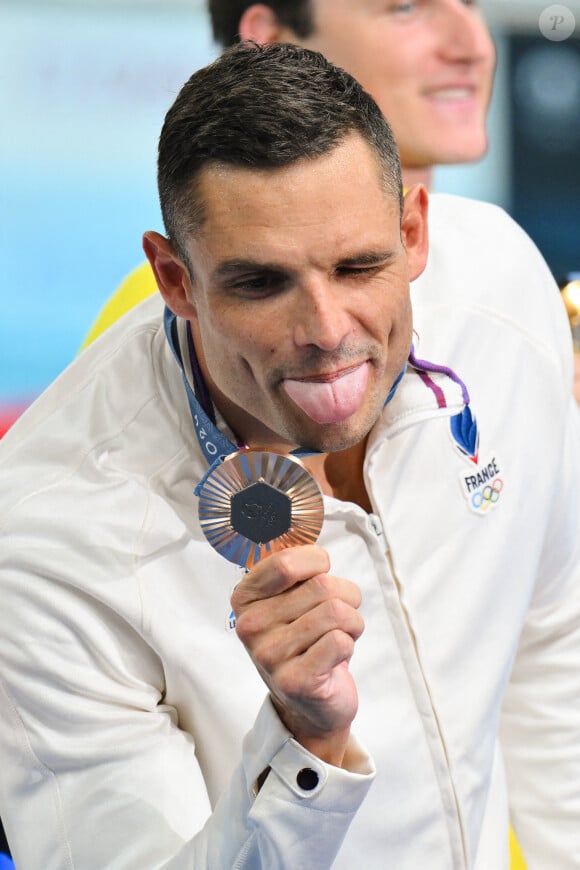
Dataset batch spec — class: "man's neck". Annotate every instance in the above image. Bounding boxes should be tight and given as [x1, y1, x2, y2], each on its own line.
[402, 164, 433, 190]
[302, 438, 371, 513]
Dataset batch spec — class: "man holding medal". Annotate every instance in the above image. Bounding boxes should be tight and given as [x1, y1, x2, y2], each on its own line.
[0, 42, 579, 870]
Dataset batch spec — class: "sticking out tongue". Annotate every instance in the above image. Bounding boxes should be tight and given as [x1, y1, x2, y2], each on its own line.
[282, 362, 369, 424]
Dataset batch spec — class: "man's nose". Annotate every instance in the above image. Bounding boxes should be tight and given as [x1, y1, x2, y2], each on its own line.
[292, 281, 353, 351]
[435, 0, 494, 64]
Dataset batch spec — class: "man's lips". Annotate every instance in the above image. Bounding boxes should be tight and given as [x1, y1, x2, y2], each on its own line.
[282, 361, 370, 425]
[291, 362, 368, 384]
[424, 83, 482, 105]
[429, 87, 474, 99]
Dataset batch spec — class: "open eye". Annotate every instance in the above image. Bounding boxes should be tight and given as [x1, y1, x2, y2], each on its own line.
[389, 1, 417, 14]
[229, 271, 290, 298]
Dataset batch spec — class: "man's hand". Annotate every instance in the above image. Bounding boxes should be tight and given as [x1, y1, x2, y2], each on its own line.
[231, 545, 364, 767]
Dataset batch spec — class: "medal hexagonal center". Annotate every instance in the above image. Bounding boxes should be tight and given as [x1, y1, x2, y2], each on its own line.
[230, 481, 292, 544]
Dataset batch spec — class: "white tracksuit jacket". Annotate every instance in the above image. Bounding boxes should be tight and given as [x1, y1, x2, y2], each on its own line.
[0, 195, 579, 869]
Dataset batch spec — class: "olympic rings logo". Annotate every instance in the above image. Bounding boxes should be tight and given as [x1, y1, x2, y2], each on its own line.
[471, 478, 503, 511]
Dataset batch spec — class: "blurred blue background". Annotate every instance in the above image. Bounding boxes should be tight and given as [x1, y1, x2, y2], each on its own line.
[0, 0, 216, 417]
[0, 0, 579, 431]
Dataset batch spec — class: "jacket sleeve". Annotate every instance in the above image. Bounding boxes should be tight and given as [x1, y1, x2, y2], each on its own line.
[0, 549, 374, 870]
[167, 700, 375, 869]
[499, 399, 580, 869]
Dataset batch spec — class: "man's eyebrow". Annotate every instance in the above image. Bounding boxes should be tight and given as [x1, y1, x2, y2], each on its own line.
[337, 249, 397, 266]
[212, 260, 286, 280]
[211, 249, 397, 280]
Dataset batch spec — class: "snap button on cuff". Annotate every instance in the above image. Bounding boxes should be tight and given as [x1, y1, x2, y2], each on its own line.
[296, 767, 319, 791]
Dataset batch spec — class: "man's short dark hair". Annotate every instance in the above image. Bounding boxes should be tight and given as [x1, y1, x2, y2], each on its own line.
[208, 0, 314, 48]
[158, 42, 403, 263]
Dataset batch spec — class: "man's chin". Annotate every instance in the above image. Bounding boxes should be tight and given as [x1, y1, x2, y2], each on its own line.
[290, 414, 377, 455]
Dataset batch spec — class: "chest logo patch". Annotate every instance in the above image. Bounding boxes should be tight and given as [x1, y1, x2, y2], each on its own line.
[450, 405, 479, 463]
[450, 407, 504, 515]
[459, 456, 504, 515]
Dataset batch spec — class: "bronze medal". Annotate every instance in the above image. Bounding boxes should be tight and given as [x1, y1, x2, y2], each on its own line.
[197, 449, 324, 568]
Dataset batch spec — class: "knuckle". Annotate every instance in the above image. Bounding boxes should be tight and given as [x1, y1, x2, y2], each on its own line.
[253, 634, 283, 672]
[323, 596, 349, 626]
[244, 624, 291, 674]
[275, 661, 306, 700]
[330, 628, 355, 658]
[276, 545, 329, 586]
[274, 548, 300, 584]
[230, 581, 254, 612]
[349, 581, 363, 609]
[334, 625, 353, 647]
[310, 572, 334, 599]
[230, 586, 243, 612]
[234, 606, 263, 644]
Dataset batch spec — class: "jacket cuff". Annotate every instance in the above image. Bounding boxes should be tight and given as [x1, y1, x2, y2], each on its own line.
[243, 695, 375, 811]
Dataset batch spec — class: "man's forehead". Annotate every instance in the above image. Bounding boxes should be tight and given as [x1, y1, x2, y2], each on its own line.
[194, 140, 396, 220]
[186, 170, 399, 276]
[310, 0, 383, 24]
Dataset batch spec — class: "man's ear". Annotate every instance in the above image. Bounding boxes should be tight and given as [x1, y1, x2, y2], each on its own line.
[239, 4, 286, 44]
[400, 184, 429, 282]
[142, 231, 197, 319]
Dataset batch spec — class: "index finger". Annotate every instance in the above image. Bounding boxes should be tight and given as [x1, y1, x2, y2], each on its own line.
[233, 544, 331, 606]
